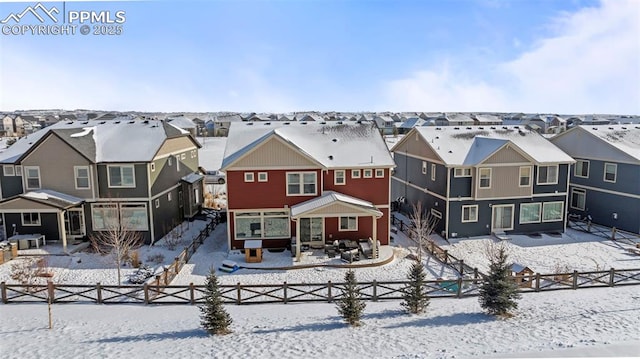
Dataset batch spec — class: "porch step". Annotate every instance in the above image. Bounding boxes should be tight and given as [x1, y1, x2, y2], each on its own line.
[492, 231, 510, 241]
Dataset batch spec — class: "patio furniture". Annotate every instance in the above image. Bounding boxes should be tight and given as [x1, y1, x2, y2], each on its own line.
[340, 248, 359, 263]
[9, 234, 46, 249]
[324, 244, 338, 258]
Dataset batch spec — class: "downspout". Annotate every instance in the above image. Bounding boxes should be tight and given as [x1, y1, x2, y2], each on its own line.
[445, 166, 450, 240]
[564, 163, 571, 233]
[59, 210, 68, 253]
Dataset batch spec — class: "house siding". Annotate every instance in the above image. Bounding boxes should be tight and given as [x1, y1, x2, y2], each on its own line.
[475, 166, 533, 199]
[393, 153, 446, 197]
[570, 160, 640, 195]
[152, 187, 182, 242]
[150, 152, 197, 196]
[97, 163, 149, 198]
[323, 168, 390, 205]
[568, 185, 640, 234]
[449, 169, 472, 197]
[448, 196, 567, 238]
[5, 212, 60, 241]
[0, 170, 24, 199]
[20, 134, 95, 198]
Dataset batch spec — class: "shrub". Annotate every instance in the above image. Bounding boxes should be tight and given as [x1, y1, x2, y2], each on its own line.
[147, 253, 165, 265]
[336, 270, 366, 326]
[200, 268, 232, 335]
[401, 261, 430, 314]
[479, 244, 521, 317]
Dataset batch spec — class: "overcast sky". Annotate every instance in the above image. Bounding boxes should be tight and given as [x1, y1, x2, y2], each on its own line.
[0, 0, 638, 114]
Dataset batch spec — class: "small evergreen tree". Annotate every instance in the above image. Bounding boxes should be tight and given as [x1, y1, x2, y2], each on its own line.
[479, 244, 521, 317]
[401, 261, 430, 314]
[200, 268, 232, 335]
[336, 269, 366, 326]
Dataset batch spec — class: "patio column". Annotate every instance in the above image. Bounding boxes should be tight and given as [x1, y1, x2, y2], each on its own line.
[59, 210, 68, 252]
[372, 215, 377, 259]
[295, 218, 301, 261]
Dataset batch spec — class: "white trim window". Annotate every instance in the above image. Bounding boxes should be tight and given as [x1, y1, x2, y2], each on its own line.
[335, 170, 346, 185]
[519, 166, 532, 187]
[107, 165, 135, 188]
[74, 166, 91, 190]
[339, 216, 357, 231]
[24, 166, 41, 189]
[574, 160, 589, 178]
[603, 163, 617, 183]
[120, 203, 149, 231]
[258, 172, 268, 182]
[287, 172, 317, 195]
[537, 165, 558, 185]
[363, 169, 373, 178]
[542, 201, 564, 222]
[461, 205, 478, 223]
[375, 169, 384, 178]
[351, 169, 361, 179]
[430, 164, 436, 181]
[3, 165, 14, 176]
[570, 188, 586, 211]
[244, 172, 254, 182]
[519, 203, 541, 224]
[479, 168, 491, 189]
[22, 212, 41, 226]
[454, 168, 471, 177]
[421, 161, 427, 175]
[235, 210, 290, 239]
[91, 203, 119, 230]
[15, 165, 22, 176]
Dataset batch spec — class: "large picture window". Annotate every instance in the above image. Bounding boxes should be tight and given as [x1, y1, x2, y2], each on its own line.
[235, 211, 290, 239]
[120, 203, 149, 230]
[537, 165, 558, 185]
[286, 172, 317, 195]
[519, 203, 541, 224]
[108, 165, 135, 188]
[542, 201, 564, 222]
[91, 204, 119, 230]
[91, 203, 148, 231]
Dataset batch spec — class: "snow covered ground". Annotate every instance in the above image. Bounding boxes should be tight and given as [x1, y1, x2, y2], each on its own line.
[1, 211, 639, 358]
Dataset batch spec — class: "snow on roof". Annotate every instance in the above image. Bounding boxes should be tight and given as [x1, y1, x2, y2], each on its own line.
[181, 173, 204, 184]
[291, 190, 382, 218]
[222, 121, 395, 169]
[410, 126, 574, 166]
[577, 125, 640, 161]
[166, 116, 196, 129]
[0, 117, 195, 164]
[23, 189, 84, 208]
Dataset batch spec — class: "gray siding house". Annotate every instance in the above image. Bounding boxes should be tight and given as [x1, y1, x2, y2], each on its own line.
[550, 125, 640, 234]
[391, 126, 575, 239]
[0, 117, 203, 249]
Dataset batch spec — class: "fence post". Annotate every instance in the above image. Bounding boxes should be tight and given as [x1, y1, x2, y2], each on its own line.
[236, 283, 241, 305]
[283, 282, 288, 304]
[47, 281, 55, 303]
[473, 268, 479, 284]
[1, 282, 7, 304]
[572, 270, 578, 289]
[190, 283, 195, 304]
[174, 257, 180, 275]
[327, 281, 332, 303]
[459, 260, 464, 276]
[443, 250, 448, 263]
[399, 220, 404, 232]
[587, 220, 592, 232]
[143, 283, 149, 304]
[96, 282, 102, 304]
[372, 280, 378, 302]
[163, 268, 169, 285]
[609, 268, 615, 287]
[611, 227, 617, 240]
[535, 273, 540, 292]
[456, 277, 463, 298]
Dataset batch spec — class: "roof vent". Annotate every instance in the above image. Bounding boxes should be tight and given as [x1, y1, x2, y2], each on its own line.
[284, 122, 290, 125]
[592, 127, 597, 130]
[490, 126, 496, 129]
[448, 150, 452, 153]
[453, 127, 459, 130]
[67, 121, 74, 124]
[466, 127, 472, 130]
[301, 122, 307, 125]
[436, 127, 441, 130]
[99, 121, 106, 124]
[332, 138, 338, 142]
[608, 127, 614, 130]
[621, 126, 627, 130]
[435, 136, 439, 139]
[114, 121, 120, 124]
[129, 121, 135, 124]
[247, 122, 253, 126]
[328, 155, 333, 160]
[265, 122, 271, 125]
[81, 121, 89, 125]
[320, 121, 326, 125]
[514, 126, 519, 129]
[337, 121, 343, 124]
[502, 126, 507, 129]
[478, 127, 484, 130]
[143, 120, 149, 124]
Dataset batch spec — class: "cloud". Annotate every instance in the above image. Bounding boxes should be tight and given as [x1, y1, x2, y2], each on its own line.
[384, 0, 640, 114]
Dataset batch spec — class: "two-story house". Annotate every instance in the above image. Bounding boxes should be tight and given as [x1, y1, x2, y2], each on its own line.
[0, 117, 203, 250]
[221, 121, 395, 258]
[550, 125, 640, 234]
[391, 126, 575, 239]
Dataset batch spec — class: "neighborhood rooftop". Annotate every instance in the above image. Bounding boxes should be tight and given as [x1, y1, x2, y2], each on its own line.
[0, 116, 192, 164]
[222, 121, 395, 169]
[575, 124, 640, 161]
[403, 125, 575, 166]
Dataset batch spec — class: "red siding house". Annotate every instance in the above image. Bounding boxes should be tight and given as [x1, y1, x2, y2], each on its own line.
[221, 121, 395, 259]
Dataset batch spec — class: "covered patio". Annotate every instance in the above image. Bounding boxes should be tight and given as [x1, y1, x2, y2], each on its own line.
[290, 191, 383, 261]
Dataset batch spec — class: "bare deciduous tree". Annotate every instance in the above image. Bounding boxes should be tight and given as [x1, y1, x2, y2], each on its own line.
[90, 221, 143, 285]
[408, 202, 440, 261]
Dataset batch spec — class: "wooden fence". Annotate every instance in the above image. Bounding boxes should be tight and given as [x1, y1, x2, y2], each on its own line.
[2, 267, 639, 305]
[149, 215, 219, 287]
[391, 214, 481, 278]
[568, 218, 640, 247]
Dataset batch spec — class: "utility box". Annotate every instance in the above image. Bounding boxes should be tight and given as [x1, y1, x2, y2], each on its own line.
[244, 240, 263, 263]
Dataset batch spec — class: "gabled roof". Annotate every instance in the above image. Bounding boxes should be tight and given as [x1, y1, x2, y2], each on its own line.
[181, 173, 204, 184]
[551, 125, 640, 162]
[0, 189, 84, 211]
[395, 126, 574, 166]
[222, 121, 395, 170]
[290, 191, 382, 218]
[166, 116, 197, 129]
[0, 116, 198, 164]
